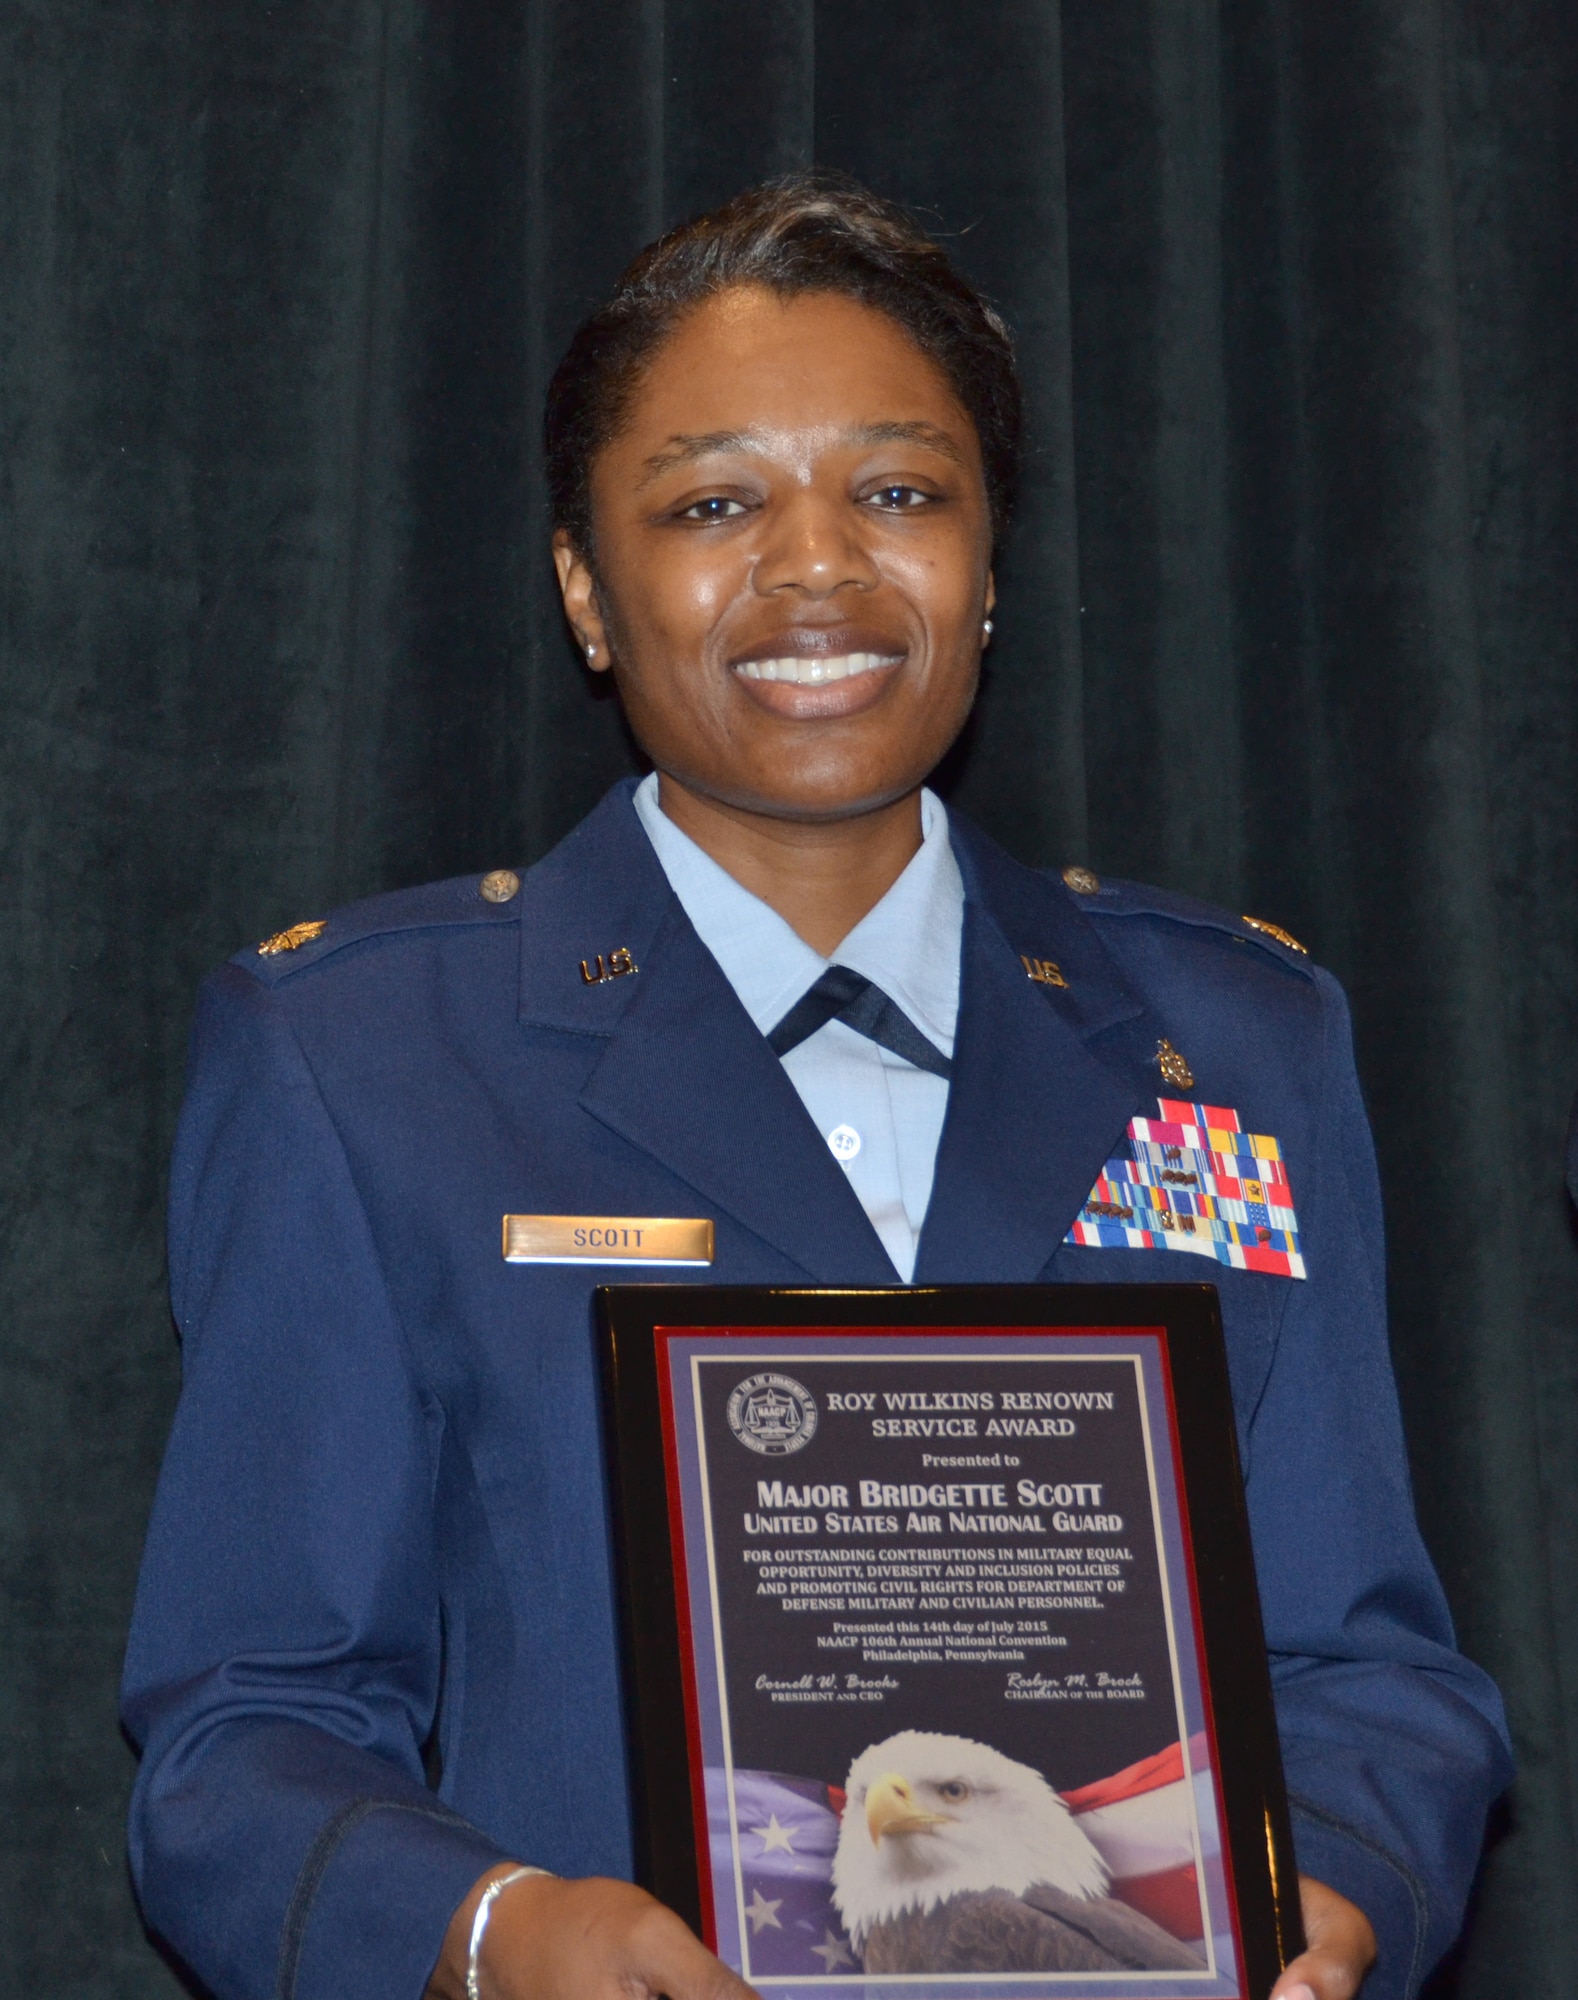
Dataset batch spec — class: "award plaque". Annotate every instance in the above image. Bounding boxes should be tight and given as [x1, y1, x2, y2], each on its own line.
[598, 1284, 1303, 1999]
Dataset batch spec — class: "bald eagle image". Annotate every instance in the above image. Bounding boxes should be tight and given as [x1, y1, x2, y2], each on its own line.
[831, 1730, 1207, 1975]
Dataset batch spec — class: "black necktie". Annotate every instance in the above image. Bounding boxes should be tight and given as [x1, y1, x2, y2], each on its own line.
[766, 965, 953, 1081]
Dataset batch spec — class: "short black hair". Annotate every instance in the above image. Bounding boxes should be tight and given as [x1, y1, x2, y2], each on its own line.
[544, 173, 1022, 554]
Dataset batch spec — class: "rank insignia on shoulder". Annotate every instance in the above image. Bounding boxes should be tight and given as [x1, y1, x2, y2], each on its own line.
[1242, 914, 1308, 955]
[1066, 1098, 1306, 1279]
[1020, 954, 1068, 988]
[258, 919, 327, 956]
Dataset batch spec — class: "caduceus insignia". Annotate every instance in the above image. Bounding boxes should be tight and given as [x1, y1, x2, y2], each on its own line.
[1155, 1039, 1195, 1091]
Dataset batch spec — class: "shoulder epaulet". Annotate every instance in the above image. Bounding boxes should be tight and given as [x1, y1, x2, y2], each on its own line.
[241, 867, 522, 983]
[1051, 864, 1315, 974]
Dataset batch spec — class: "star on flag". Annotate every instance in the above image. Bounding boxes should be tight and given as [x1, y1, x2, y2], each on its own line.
[749, 1812, 797, 1855]
[745, 1888, 783, 1935]
[810, 1927, 854, 1971]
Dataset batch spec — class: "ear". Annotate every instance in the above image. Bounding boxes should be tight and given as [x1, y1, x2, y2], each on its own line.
[979, 568, 997, 650]
[552, 528, 613, 673]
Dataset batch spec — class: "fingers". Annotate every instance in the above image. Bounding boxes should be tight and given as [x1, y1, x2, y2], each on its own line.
[615, 1897, 759, 2000]
[644, 1940, 758, 2000]
[472, 1873, 760, 2000]
[1271, 1953, 1359, 2000]
[1266, 1876, 1376, 2000]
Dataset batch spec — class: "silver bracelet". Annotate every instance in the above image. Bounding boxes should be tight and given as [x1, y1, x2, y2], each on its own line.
[467, 1865, 551, 2000]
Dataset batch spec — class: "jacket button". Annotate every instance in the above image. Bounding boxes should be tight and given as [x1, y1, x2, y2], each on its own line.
[1061, 865, 1100, 895]
[479, 869, 520, 904]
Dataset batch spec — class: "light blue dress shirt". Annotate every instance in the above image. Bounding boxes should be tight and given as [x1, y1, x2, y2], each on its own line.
[632, 772, 963, 1281]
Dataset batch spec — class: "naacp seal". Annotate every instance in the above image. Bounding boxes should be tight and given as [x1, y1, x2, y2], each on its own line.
[726, 1373, 818, 1456]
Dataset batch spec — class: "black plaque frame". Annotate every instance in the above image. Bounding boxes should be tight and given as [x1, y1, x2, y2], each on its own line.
[598, 1283, 1304, 1995]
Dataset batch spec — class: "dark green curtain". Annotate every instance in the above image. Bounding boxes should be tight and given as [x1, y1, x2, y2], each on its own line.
[2, 2, 1574, 1992]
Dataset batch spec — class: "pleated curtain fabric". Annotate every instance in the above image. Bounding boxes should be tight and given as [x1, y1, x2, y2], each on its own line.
[1, 2, 1574, 1992]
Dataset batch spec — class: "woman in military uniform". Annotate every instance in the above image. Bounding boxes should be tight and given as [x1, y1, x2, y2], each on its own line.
[122, 178, 1509, 2000]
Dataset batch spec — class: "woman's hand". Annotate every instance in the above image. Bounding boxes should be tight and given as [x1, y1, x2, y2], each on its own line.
[1269, 1874, 1378, 2000]
[427, 1867, 760, 2000]
[429, 1864, 1372, 2000]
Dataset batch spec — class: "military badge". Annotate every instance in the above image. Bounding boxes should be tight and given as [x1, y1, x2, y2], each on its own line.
[257, 918, 327, 956]
[1066, 1098, 1306, 1279]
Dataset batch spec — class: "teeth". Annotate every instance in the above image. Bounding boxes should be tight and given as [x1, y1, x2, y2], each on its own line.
[735, 652, 900, 685]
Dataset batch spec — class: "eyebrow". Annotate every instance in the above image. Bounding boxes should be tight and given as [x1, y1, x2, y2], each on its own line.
[636, 419, 969, 486]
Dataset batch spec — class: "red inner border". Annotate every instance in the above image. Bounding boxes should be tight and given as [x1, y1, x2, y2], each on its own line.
[652, 1323, 1246, 1990]
[1153, 1326, 1250, 1990]
[654, 1333, 720, 1951]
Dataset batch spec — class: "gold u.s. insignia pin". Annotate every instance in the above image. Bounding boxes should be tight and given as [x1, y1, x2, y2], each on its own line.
[580, 947, 637, 985]
[1020, 954, 1068, 988]
[1155, 1038, 1194, 1090]
[258, 919, 327, 956]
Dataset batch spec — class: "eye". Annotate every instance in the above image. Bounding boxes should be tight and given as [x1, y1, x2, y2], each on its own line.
[675, 495, 750, 522]
[864, 483, 935, 512]
[935, 1780, 970, 1803]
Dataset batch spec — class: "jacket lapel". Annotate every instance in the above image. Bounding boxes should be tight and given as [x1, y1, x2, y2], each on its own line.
[517, 784, 897, 1283]
[914, 823, 1167, 1284]
[518, 784, 1172, 1287]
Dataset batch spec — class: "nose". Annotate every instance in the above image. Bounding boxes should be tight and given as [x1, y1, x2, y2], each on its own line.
[751, 486, 880, 599]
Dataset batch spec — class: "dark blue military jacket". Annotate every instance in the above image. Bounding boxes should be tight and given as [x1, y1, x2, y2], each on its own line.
[122, 781, 1511, 2000]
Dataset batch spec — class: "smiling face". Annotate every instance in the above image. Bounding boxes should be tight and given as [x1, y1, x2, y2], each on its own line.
[554, 286, 994, 827]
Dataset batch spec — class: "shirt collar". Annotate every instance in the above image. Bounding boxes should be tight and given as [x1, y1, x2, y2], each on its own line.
[632, 773, 964, 1050]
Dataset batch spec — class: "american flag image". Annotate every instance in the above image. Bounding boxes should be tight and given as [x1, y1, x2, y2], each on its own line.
[709, 1735, 1220, 1980]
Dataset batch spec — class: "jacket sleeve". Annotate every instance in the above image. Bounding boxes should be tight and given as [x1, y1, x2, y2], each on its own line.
[1247, 967, 1512, 1998]
[121, 965, 509, 2000]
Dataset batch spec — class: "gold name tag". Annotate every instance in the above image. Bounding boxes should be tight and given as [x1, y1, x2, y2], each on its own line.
[502, 1214, 715, 1265]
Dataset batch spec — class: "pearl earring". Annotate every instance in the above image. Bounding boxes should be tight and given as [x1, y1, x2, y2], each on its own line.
[982, 618, 994, 640]
[585, 642, 596, 661]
